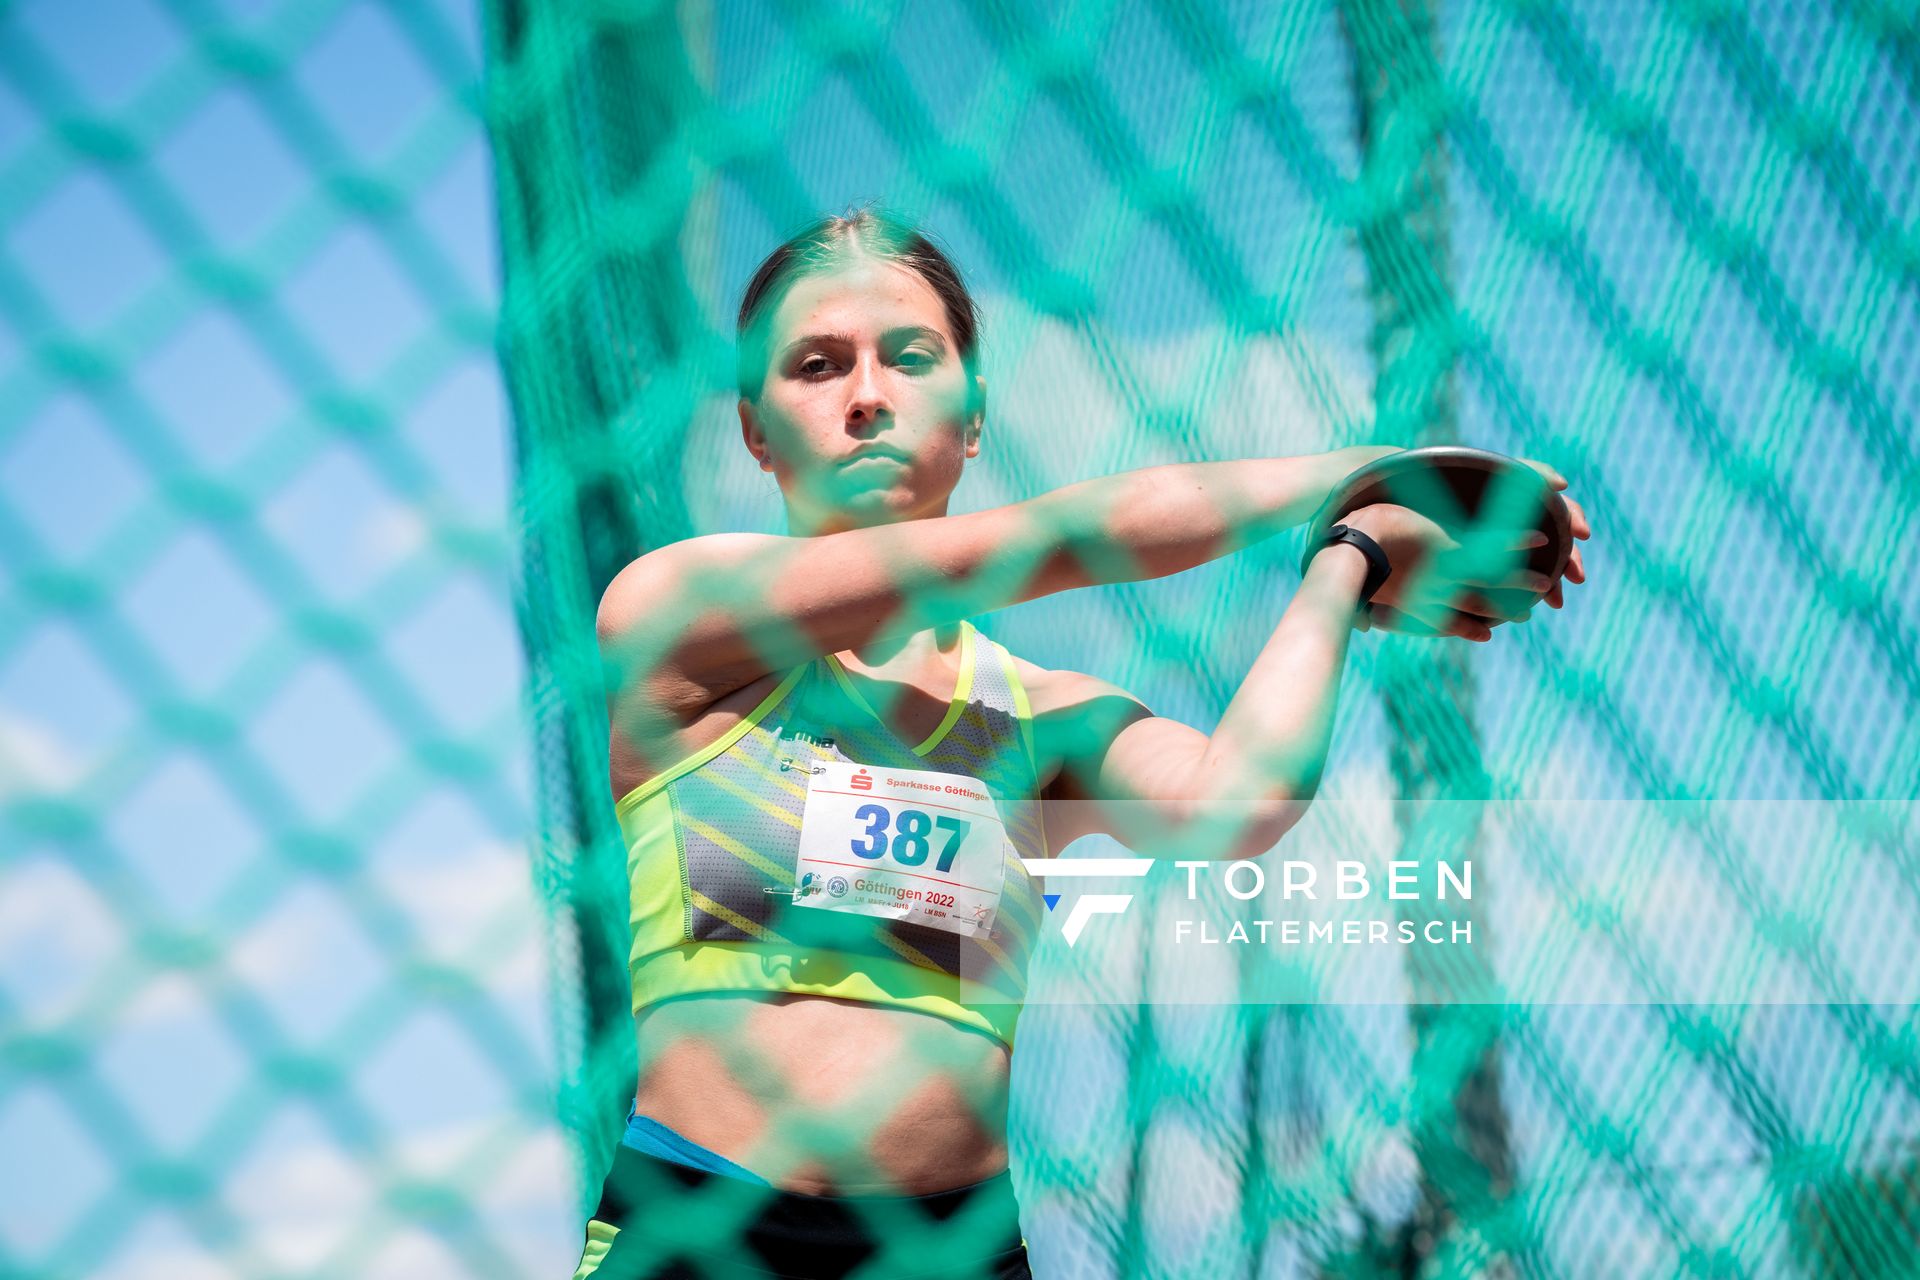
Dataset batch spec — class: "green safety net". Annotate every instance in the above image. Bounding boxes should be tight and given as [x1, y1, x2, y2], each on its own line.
[0, 1, 558, 1277]
[490, 1, 1919, 1276]
[3, 0, 1910, 1276]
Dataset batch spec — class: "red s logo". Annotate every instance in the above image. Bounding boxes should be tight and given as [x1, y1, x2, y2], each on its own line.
[850, 770, 873, 792]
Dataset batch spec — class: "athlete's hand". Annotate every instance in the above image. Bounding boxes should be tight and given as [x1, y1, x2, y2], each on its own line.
[1516, 457, 1591, 611]
[1340, 502, 1551, 642]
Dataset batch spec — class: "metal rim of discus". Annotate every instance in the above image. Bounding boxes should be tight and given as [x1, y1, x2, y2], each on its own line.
[1300, 445, 1574, 635]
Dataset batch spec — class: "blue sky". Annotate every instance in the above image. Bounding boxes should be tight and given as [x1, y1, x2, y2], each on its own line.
[0, 0, 565, 1275]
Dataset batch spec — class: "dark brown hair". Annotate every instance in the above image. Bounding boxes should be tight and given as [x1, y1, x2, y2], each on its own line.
[735, 204, 981, 412]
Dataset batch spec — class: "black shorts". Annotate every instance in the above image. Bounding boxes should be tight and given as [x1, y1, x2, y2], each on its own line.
[572, 1143, 1033, 1279]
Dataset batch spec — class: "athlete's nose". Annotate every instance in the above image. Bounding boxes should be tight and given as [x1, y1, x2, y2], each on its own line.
[845, 353, 891, 431]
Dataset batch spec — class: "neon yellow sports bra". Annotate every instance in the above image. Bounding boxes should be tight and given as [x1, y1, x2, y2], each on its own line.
[614, 620, 1049, 1046]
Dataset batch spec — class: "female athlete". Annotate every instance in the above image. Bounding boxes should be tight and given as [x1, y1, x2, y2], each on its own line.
[573, 206, 1590, 1279]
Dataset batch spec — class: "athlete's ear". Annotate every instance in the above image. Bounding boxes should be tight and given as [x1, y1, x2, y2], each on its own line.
[739, 397, 774, 472]
[965, 374, 986, 458]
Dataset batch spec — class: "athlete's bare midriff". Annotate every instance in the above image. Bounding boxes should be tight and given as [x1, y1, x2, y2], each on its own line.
[632, 992, 1011, 1196]
[614, 628, 1015, 1197]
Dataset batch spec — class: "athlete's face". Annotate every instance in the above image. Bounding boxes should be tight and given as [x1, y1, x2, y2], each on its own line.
[740, 258, 985, 532]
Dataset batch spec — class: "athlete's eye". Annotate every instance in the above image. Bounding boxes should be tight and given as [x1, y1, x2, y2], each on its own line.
[796, 356, 835, 376]
[896, 349, 935, 369]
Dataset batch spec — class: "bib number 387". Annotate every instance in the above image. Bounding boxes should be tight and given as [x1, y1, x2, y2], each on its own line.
[792, 761, 1007, 937]
[848, 803, 970, 870]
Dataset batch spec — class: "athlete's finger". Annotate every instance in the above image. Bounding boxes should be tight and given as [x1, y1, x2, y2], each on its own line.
[1403, 561, 1505, 624]
[1523, 458, 1568, 490]
[1442, 532, 1546, 585]
[1412, 586, 1502, 634]
[1452, 569, 1554, 592]
[1452, 612, 1497, 642]
[1374, 603, 1491, 641]
[1370, 602, 1443, 637]
[1566, 497, 1590, 539]
[1365, 604, 1418, 634]
[1455, 591, 1532, 624]
[1567, 545, 1586, 583]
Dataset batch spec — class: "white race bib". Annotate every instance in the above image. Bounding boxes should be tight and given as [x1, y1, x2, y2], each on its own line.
[791, 761, 1007, 937]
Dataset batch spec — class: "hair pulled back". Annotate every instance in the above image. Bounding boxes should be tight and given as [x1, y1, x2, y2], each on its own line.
[735, 204, 981, 411]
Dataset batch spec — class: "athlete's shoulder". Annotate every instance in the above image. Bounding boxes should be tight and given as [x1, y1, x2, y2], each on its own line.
[987, 642, 1159, 805]
[993, 643, 1149, 721]
[596, 532, 784, 642]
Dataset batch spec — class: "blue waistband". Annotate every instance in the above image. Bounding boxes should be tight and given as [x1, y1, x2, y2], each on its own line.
[622, 1105, 770, 1186]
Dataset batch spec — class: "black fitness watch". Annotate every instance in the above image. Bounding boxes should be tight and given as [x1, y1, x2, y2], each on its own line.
[1316, 523, 1392, 606]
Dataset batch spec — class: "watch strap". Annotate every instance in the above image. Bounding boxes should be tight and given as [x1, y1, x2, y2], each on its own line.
[1317, 523, 1392, 605]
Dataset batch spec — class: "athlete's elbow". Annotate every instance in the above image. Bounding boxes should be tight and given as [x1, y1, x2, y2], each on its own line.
[1166, 788, 1309, 860]
[1236, 802, 1313, 859]
[1222, 790, 1312, 860]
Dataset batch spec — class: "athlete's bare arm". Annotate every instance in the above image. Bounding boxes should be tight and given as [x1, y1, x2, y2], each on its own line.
[597, 446, 1401, 723]
[1016, 537, 1382, 861]
[1015, 466, 1589, 860]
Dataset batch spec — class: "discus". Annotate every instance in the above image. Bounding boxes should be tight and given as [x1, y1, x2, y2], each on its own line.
[1300, 445, 1574, 635]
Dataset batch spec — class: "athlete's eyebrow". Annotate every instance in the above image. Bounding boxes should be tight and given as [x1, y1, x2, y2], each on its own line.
[780, 327, 948, 359]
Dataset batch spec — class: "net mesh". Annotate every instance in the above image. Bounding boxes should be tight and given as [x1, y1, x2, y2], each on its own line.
[0, 1, 563, 1277]
[1, 0, 1915, 1276]
[492, 0, 1918, 1276]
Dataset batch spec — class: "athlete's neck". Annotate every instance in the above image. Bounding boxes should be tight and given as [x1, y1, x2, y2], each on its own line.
[783, 495, 951, 539]
[838, 621, 963, 672]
